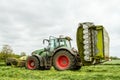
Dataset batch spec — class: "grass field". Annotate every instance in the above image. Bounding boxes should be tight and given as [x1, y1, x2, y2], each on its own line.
[0, 60, 120, 80]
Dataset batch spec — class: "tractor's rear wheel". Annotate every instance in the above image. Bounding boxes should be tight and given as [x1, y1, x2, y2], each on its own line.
[53, 50, 75, 71]
[25, 56, 39, 70]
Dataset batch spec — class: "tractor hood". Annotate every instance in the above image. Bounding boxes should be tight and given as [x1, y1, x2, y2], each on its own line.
[32, 49, 45, 55]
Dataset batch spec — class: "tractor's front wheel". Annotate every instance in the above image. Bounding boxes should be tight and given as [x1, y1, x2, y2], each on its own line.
[53, 50, 75, 71]
[25, 56, 39, 70]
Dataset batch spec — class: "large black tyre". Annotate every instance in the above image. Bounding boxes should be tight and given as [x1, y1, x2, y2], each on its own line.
[25, 56, 39, 70]
[53, 50, 75, 71]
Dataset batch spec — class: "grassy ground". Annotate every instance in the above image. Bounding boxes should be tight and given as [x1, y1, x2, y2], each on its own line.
[0, 60, 120, 80]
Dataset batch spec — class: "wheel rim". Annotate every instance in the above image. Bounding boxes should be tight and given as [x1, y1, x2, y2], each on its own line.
[56, 55, 70, 70]
[27, 60, 35, 69]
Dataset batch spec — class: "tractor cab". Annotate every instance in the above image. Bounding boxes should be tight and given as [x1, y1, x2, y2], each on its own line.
[44, 36, 72, 52]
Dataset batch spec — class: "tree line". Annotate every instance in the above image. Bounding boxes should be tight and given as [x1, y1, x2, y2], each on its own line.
[0, 44, 26, 61]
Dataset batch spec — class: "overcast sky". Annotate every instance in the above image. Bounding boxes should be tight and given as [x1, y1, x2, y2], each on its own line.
[0, 0, 120, 57]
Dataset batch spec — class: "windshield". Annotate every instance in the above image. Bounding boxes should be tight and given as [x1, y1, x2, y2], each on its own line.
[59, 39, 71, 48]
[48, 37, 71, 52]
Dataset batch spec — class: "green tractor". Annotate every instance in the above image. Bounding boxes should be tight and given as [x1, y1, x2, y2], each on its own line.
[25, 36, 82, 70]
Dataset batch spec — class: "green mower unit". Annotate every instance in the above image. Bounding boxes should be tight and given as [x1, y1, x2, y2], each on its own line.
[77, 22, 109, 65]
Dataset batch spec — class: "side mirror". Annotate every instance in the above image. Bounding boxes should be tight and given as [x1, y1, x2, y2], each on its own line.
[43, 39, 49, 44]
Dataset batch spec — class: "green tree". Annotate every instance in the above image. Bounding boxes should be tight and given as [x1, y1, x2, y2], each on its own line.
[1, 45, 13, 54]
[1, 45, 13, 60]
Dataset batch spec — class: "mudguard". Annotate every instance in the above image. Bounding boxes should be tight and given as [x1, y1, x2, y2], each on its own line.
[52, 47, 77, 57]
